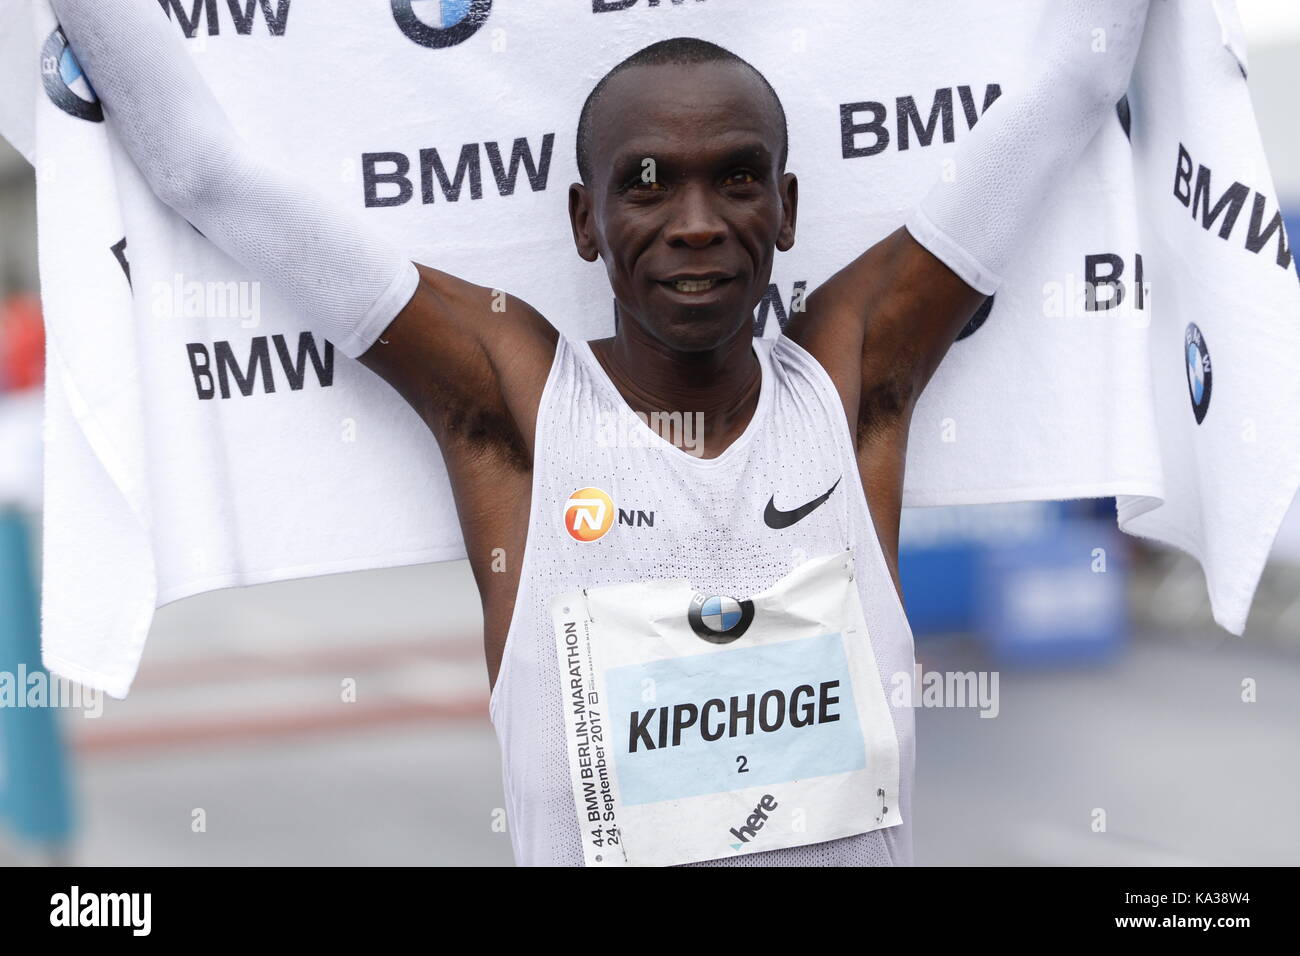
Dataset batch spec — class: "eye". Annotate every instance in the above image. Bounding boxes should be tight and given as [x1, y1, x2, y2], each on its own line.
[621, 174, 666, 193]
[724, 169, 759, 186]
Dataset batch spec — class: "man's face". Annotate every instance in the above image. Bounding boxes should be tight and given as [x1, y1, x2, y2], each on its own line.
[569, 61, 797, 352]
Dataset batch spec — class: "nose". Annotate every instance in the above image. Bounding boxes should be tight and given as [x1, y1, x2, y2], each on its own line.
[661, 182, 727, 248]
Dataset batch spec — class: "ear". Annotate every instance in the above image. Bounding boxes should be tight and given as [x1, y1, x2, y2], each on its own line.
[568, 182, 600, 262]
[776, 172, 798, 252]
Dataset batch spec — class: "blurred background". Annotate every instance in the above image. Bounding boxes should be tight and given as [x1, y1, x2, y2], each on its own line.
[2, 3, 1300, 867]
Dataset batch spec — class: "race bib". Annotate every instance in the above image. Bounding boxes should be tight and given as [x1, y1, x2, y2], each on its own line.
[551, 550, 902, 867]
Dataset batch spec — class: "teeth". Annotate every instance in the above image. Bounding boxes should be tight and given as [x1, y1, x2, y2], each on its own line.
[673, 278, 716, 292]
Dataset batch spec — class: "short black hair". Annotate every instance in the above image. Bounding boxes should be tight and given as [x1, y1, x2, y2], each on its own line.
[576, 37, 789, 186]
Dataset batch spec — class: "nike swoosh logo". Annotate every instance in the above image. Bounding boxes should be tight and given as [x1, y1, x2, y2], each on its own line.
[764, 477, 842, 529]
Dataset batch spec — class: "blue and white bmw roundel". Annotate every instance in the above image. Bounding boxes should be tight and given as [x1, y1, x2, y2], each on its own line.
[688, 593, 756, 643]
[699, 596, 742, 632]
[1184, 323, 1213, 425]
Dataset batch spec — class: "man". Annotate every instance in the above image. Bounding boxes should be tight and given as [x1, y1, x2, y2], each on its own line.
[51, 0, 1147, 865]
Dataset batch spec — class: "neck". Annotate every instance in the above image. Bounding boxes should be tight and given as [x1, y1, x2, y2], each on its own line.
[588, 317, 762, 459]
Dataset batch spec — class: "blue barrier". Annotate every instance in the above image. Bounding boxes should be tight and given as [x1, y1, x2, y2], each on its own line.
[973, 519, 1128, 666]
[898, 501, 1065, 635]
[900, 502, 1129, 666]
[0, 507, 74, 848]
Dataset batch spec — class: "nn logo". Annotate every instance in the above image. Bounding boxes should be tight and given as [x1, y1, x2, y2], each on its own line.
[563, 487, 654, 542]
[730, 793, 779, 849]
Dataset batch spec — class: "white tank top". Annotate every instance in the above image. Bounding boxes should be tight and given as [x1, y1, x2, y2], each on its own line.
[489, 332, 916, 866]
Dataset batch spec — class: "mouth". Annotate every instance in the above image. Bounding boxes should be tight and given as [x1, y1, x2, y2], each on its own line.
[658, 274, 735, 295]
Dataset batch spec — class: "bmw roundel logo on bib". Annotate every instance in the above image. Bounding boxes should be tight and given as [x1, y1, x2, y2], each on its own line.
[688, 593, 756, 643]
[1184, 322, 1212, 425]
[392, 0, 493, 48]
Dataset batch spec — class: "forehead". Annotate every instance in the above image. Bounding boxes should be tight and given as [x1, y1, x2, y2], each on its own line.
[588, 60, 781, 176]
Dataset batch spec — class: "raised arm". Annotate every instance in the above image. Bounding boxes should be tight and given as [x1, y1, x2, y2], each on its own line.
[49, 0, 555, 458]
[792, 0, 1150, 429]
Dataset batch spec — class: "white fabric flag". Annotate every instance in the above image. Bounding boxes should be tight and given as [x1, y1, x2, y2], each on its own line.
[1115, 0, 1300, 621]
[1, 0, 1297, 697]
